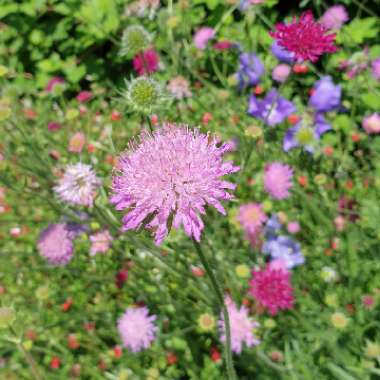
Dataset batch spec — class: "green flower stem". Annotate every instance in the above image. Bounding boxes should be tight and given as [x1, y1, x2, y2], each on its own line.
[9, 326, 44, 380]
[193, 239, 236, 380]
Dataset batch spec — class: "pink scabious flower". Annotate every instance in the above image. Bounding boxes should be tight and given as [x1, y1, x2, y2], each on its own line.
[38, 223, 74, 266]
[54, 163, 101, 207]
[45, 76, 65, 92]
[117, 306, 157, 352]
[372, 58, 380, 81]
[249, 265, 295, 315]
[264, 162, 293, 200]
[238, 203, 266, 247]
[76, 91, 92, 103]
[362, 113, 380, 134]
[110, 124, 239, 245]
[167, 76, 192, 100]
[218, 296, 260, 354]
[48, 122, 61, 132]
[133, 49, 159, 76]
[320, 5, 349, 30]
[193, 27, 215, 50]
[89, 230, 112, 256]
[68, 132, 86, 153]
[269, 11, 337, 62]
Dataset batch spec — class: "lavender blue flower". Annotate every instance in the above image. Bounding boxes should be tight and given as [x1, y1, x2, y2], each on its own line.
[263, 235, 305, 269]
[271, 41, 296, 64]
[237, 53, 265, 88]
[309, 76, 341, 112]
[248, 89, 296, 127]
[283, 114, 331, 152]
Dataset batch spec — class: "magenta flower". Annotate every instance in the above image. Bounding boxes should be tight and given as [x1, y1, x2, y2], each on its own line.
[76, 91, 92, 103]
[320, 5, 349, 30]
[38, 223, 74, 266]
[133, 49, 159, 76]
[249, 265, 295, 315]
[264, 162, 293, 200]
[89, 230, 112, 256]
[117, 306, 157, 352]
[270, 11, 337, 62]
[111, 124, 239, 245]
[48, 122, 61, 132]
[218, 296, 260, 354]
[45, 76, 65, 93]
[193, 27, 215, 50]
[54, 163, 101, 207]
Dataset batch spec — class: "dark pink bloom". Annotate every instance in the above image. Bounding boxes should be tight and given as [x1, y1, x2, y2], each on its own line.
[249, 265, 295, 315]
[133, 49, 159, 76]
[76, 91, 92, 103]
[45, 77, 65, 92]
[48, 122, 61, 132]
[213, 40, 234, 50]
[269, 11, 337, 62]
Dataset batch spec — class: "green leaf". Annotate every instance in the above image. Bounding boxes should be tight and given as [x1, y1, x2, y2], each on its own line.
[361, 92, 380, 110]
[337, 18, 379, 46]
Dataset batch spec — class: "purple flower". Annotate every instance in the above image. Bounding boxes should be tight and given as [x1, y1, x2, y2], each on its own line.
[89, 230, 112, 256]
[272, 64, 291, 83]
[309, 76, 341, 112]
[193, 27, 215, 50]
[264, 215, 282, 239]
[38, 223, 74, 266]
[54, 163, 101, 207]
[283, 114, 331, 152]
[248, 89, 296, 127]
[117, 306, 157, 352]
[372, 58, 380, 81]
[237, 53, 265, 88]
[264, 162, 293, 199]
[320, 5, 349, 30]
[263, 235, 304, 269]
[110, 124, 239, 245]
[271, 41, 295, 64]
[218, 296, 260, 354]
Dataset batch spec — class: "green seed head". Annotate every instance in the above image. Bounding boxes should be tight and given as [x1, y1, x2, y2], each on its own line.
[120, 25, 152, 58]
[0, 307, 15, 329]
[295, 126, 314, 146]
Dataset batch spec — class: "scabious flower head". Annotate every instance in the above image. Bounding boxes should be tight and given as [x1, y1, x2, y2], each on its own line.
[264, 162, 293, 199]
[269, 11, 337, 62]
[283, 113, 331, 152]
[123, 77, 167, 115]
[330, 312, 349, 329]
[38, 223, 74, 266]
[249, 265, 295, 315]
[54, 163, 101, 207]
[193, 27, 215, 50]
[272, 64, 291, 83]
[262, 235, 305, 269]
[117, 306, 157, 352]
[68, 132, 86, 153]
[248, 89, 296, 127]
[271, 41, 295, 63]
[89, 230, 112, 256]
[238, 203, 266, 247]
[237, 53, 265, 88]
[309, 76, 341, 112]
[218, 296, 260, 354]
[198, 313, 216, 332]
[120, 25, 152, 57]
[45, 76, 65, 93]
[111, 124, 239, 245]
[372, 58, 380, 81]
[76, 91, 92, 103]
[320, 5, 349, 30]
[124, 0, 160, 19]
[167, 76, 192, 100]
[133, 49, 159, 76]
[362, 113, 380, 134]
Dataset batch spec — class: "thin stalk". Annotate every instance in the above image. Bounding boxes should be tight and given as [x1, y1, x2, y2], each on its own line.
[10, 326, 44, 380]
[193, 240, 236, 380]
